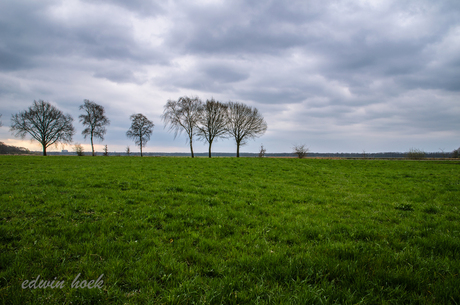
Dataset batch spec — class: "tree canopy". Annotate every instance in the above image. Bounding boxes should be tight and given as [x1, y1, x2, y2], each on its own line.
[126, 113, 154, 157]
[10, 100, 75, 156]
[226, 101, 267, 157]
[197, 98, 228, 158]
[79, 100, 110, 156]
[162, 96, 202, 158]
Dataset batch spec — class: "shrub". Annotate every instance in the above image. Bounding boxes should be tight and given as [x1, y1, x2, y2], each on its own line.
[406, 148, 425, 160]
[258, 144, 266, 158]
[74, 144, 84, 156]
[452, 148, 459, 158]
[293, 144, 309, 159]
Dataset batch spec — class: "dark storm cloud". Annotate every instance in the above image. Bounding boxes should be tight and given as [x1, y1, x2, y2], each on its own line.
[163, 0, 460, 98]
[93, 68, 140, 84]
[155, 60, 250, 92]
[202, 65, 249, 83]
[165, 1, 311, 55]
[0, 0, 166, 73]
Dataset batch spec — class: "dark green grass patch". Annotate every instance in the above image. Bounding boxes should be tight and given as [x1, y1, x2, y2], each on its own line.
[1, 156, 459, 304]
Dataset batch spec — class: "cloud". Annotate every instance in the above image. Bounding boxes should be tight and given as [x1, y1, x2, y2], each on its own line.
[81, 0, 165, 17]
[93, 68, 143, 84]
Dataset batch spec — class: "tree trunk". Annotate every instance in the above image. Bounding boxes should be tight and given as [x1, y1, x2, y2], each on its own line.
[140, 139, 143, 157]
[42, 144, 47, 156]
[91, 133, 94, 156]
[190, 138, 194, 158]
[208, 140, 212, 158]
[236, 142, 240, 158]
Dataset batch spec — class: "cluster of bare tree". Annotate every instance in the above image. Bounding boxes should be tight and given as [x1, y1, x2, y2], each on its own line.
[163, 96, 267, 158]
[8, 97, 267, 157]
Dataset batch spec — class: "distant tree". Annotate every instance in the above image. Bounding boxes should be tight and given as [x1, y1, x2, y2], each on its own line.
[0, 142, 30, 154]
[258, 144, 266, 158]
[162, 96, 202, 158]
[439, 148, 448, 159]
[74, 143, 84, 156]
[126, 146, 131, 156]
[293, 144, 309, 159]
[226, 102, 267, 158]
[452, 148, 460, 158]
[103, 144, 109, 156]
[0, 114, 3, 127]
[10, 100, 75, 156]
[126, 114, 154, 157]
[197, 98, 228, 158]
[406, 148, 425, 160]
[79, 100, 110, 156]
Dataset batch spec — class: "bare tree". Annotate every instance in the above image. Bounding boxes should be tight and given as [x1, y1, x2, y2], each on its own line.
[74, 143, 84, 156]
[126, 114, 154, 157]
[439, 148, 448, 159]
[103, 144, 109, 156]
[226, 102, 267, 158]
[10, 100, 74, 156]
[126, 146, 131, 156]
[79, 100, 110, 156]
[293, 144, 309, 159]
[162, 96, 202, 158]
[258, 144, 266, 158]
[197, 98, 228, 158]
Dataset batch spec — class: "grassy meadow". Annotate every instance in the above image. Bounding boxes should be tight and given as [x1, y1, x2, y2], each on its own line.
[0, 155, 459, 304]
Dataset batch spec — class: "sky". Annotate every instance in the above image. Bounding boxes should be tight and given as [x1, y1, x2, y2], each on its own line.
[0, 0, 459, 154]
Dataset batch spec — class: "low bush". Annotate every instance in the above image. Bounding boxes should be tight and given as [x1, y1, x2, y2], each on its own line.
[406, 148, 425, 160]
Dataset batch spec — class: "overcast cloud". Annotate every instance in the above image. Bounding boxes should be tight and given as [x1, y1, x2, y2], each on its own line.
[0, 0, 459, 154]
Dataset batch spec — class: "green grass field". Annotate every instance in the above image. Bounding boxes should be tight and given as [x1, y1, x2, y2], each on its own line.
[1, 156, 459, 304]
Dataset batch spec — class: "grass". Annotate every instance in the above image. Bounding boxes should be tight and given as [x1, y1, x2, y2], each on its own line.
[0, 156, 460, 304]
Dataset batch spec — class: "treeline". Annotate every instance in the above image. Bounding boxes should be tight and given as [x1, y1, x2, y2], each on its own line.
[0, 142, 32, 155]
[7, 97, 267, 157]
[46, 151, 460, 158]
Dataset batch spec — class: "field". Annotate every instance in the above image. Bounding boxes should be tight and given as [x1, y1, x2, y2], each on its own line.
[1, 156, 459, 304]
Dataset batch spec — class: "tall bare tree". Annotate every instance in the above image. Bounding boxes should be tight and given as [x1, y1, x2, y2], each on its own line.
[79, 100, 110, 156]
[126, 113, 154, 157]
[162, 96, 202, 158]
[197, 98, 228, 158]
[10, 100, 74, 156]
[226, 102, 267, 157]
